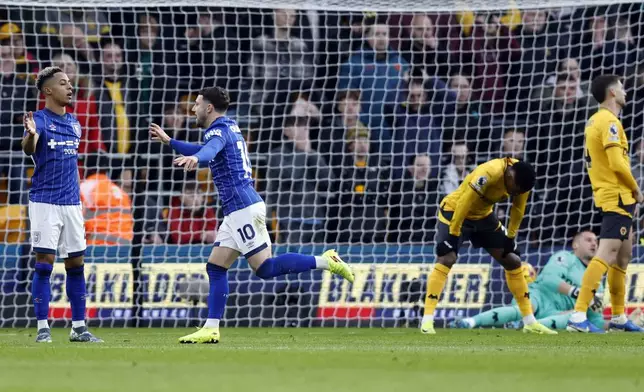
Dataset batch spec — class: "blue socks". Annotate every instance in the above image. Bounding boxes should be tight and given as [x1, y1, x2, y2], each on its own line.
[66, 265, 87, 322]
[32, 262, 53, 322]
[207, 263, 229, 319]
[255, 253, 316, 279]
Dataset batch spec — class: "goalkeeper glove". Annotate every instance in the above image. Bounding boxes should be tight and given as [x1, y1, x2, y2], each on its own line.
[502, 236, 519, 258]
[436, 234, 459, 257]
[568, 286, 603, 312]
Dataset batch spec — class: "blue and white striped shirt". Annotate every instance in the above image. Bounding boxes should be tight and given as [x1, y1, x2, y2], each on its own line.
[188, 116, 262, 216]
[29, 108, 81, 205]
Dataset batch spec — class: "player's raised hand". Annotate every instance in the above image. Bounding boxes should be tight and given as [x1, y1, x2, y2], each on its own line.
[149, 123, 171, 145]
[23, 111, 36, 136]
[174, 155, 199, 171]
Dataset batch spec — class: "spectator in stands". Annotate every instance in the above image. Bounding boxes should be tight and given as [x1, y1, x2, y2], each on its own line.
[266, 116, 334, 244]
[319, 89, 368, 174]
[531, 73, 592, 184]
[42, 8, 110, 44]
[80, 158, 134, 246]
[173, 8, 242, 97]
[335, 127, 389, 243]
[440, 142, 473, 196]
[388, 78, 441, 178]
[167, 180, 217, 245]
[400, 14, 451, 82]
[128, 13, 166, 120]
[95, 41, 138, 154]
[510, 9, 559, 114]
[0, 22, 38, 82]
[0, 42, 32, 204]
[450, 11, 521, 113]
[55, 25, 99, 76]
[578, 16, 637, 81]
[38, 53, 105, 177]
[246, 9, 314, 125]
[338, 18, 408, 145]
[535, 58, 589, 101]
[442, 73, 493, 160]
[532, 73, 594, 240]
[501, 129, 526, 160]
[387, 154, 439, 243]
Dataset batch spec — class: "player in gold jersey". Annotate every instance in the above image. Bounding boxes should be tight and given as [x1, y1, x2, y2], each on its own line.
[420, 157, 556, 335]
[567, 74, 644, 333]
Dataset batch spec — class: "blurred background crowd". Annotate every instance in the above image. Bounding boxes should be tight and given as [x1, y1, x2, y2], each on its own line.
[1, 4, 644, 248]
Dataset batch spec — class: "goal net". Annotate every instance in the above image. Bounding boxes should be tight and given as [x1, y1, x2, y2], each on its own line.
[1, 0, 643, 328]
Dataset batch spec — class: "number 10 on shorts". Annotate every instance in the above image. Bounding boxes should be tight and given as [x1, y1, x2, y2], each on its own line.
[237, 224, 256, 243]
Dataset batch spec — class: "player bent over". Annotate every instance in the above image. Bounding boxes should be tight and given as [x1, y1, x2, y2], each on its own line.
[23, 67, 101, 343]
[567, 74, 644, 333]
[453, 231, 607, 330]
[150, 87, 354, 344]
[420, 158, 556, 335]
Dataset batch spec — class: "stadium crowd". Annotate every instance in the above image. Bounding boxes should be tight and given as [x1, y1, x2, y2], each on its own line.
[1, 4, 644, 246]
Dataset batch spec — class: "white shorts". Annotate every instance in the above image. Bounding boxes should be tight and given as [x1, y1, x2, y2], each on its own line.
[29, 201, 86, 258]
[214, 202, 271, 258]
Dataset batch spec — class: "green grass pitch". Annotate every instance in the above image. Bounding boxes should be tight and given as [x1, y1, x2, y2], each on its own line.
[1, 328, 642, 392]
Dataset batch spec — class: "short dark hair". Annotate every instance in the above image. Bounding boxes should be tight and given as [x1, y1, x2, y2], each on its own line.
[36, 66, 64, 91]
[199, 87, 230, 113]
[590, 74, 621, 103]
[511, 160, 536, 192]
[572, 230, 593, 244]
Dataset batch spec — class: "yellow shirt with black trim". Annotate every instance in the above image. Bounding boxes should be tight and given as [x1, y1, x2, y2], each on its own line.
[439, 157, 529, 238]
[584, 108, 635, 216]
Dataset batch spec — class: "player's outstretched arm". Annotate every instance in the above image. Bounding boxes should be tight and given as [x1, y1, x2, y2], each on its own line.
[173, 137, 226, 172]
[149, 123, 202, 156]
[507, 191, 529, 239]
[21, 111, 38, 156]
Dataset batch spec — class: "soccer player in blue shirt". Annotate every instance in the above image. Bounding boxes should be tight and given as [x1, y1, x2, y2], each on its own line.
[22, 67, 102, 343]
[149, 87, 354, 343]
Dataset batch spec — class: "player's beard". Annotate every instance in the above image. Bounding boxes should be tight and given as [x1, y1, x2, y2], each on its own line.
[195, 115, 205, 128]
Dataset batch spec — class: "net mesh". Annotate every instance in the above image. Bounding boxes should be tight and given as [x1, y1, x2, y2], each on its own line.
[1, 2, 643, 328]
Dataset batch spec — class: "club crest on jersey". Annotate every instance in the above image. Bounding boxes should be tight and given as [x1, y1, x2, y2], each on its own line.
[472, 176, 487, 192]
[72, 122, 82, 138]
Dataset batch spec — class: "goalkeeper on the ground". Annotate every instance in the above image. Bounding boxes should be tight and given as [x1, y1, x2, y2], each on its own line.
[451, 231, 606, 330]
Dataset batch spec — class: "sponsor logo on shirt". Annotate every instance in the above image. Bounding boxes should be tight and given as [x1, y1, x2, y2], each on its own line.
[608, 124, 620, 142]
[204, 128, 223, 140]
[471, 175, 488, 192]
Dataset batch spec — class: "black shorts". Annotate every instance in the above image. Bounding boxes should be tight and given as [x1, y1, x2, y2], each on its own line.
[600, 204, 635, 241]
[435, 209, 506, 251]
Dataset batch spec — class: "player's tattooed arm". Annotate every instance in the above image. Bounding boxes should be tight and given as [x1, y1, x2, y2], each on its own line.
[21, 111, 38, 156]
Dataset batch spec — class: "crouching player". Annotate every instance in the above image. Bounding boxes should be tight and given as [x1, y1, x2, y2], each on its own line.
[451, 231, 606, 330]
[420, 157, 556, 335]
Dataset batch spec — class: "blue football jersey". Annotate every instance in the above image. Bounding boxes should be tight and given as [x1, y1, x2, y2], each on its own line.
[204, 116, 262, 215]
[29, 108, 82, 205]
